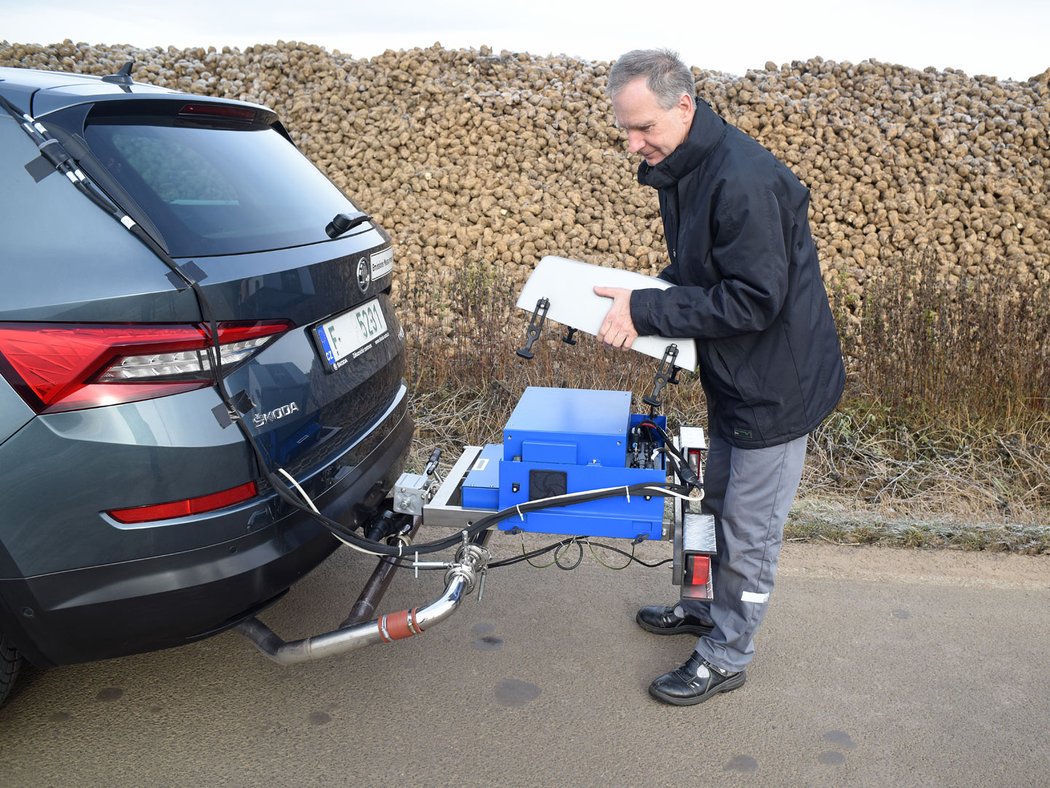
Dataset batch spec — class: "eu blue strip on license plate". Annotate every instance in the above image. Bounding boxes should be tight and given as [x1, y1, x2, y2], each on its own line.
[313, 298, 389, 371]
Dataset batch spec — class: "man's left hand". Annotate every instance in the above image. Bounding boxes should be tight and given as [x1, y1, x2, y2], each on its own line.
[594, 286, 638, 349]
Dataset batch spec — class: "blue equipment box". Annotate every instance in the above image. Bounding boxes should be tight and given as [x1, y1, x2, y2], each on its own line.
[495, 387, 666, 540]
[502, 387, 633, 467]
[461, 443, 503, 510]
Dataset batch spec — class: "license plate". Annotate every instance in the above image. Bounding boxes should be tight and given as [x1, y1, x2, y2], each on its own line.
[312, 299, 389, 371]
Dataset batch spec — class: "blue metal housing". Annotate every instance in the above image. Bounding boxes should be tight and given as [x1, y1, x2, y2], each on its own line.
[493, 387, 666, 540]
[461, 443, 503, 510]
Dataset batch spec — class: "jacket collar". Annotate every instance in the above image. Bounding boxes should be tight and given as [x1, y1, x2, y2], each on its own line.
[637, 97, 727, 189]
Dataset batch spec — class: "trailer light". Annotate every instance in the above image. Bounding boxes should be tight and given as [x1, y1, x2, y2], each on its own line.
[685, 554, 711, 586]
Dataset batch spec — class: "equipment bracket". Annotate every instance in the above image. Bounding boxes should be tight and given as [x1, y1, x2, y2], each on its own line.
[643, 344, 680, 416]
[516, 297, 550, 359]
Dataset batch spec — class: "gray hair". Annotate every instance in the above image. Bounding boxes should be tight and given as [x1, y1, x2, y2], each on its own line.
[607, 49, 696, 109]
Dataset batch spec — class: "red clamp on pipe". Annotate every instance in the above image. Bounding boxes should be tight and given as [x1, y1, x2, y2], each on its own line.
[378, 608, 422, 642]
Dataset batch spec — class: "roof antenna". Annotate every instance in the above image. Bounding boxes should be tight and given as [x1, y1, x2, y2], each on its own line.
[102, 61, 135, 91]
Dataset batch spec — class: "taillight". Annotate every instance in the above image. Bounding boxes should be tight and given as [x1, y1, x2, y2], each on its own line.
[0, 321, 290, 413]
[107, 481, 259, 524]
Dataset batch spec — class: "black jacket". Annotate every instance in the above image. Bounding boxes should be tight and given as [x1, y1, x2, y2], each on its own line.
[629, 98, 845, 448]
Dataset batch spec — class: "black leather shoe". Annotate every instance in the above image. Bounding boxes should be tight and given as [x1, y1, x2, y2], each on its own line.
[648, 653, 746, 706]
[636, 605, 714, 636]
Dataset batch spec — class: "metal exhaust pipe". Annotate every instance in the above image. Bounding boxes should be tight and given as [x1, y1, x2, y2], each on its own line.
[234, 538, 488, 666]
[342, 516, 421, 627]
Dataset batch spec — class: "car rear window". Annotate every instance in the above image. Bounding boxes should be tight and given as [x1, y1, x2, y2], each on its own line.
[83, 108, 359, 257]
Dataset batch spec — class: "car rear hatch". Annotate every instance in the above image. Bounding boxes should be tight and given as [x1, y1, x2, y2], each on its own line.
[23, 90, 409, 503]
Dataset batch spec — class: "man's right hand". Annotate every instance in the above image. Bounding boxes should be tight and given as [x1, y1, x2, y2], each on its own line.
[594, 286, 638, 350]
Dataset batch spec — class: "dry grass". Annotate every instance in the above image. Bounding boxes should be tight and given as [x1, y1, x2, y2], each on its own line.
[837, 249, 1049, 424]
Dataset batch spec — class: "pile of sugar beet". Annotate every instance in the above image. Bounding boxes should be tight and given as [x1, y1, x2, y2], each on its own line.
[3, 40, 1048, 333]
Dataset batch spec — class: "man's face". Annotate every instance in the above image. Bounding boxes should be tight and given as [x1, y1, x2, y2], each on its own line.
[612, 77, 694, 166]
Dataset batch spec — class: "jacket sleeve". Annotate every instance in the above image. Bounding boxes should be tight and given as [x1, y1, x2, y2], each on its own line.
[656, 264, 678, 285]
[629, 183, 789, 339]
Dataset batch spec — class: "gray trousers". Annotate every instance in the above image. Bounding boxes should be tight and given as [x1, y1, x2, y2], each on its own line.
[681, 434, 808, 673]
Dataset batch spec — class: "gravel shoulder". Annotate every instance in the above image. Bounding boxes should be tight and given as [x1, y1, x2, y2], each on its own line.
[777, 541, 1050, 590]
[497, 527, 1050, 590]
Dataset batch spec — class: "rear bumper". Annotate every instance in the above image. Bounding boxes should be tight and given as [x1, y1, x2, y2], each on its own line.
[0, 405, 413, 667]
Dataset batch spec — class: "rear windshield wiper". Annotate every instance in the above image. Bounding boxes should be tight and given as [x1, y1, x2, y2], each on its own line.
[325, 211, 372, 239]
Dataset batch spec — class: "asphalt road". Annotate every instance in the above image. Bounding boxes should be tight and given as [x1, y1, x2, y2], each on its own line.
[1, 537, 1048, 786]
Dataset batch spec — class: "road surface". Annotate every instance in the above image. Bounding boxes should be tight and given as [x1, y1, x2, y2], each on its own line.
[1, 538, 1048, 786]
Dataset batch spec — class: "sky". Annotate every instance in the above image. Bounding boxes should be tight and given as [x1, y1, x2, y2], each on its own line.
[3, 0, 1048, 82]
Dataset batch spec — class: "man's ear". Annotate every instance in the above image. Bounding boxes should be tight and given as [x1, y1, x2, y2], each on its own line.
[678, 93, 695, 122]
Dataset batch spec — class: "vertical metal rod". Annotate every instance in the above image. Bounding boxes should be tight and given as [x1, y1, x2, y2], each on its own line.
[341, 516, 421, 627]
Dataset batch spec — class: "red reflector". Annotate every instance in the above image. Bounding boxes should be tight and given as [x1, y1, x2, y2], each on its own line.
[688, 448, 703, 473]
[686, 555, 711, 585]
[107, 481, 259, 524]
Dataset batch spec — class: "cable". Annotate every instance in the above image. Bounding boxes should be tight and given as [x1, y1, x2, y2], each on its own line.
[517, 533, 560, 568]
[586, 540, 672, 569]
[554, 539, 584, 570]
[276, 468, 390, 558]
[639, 419, 704, 493]
[484, 536, 673, 571]
[588, 540, 634, 570]
[380, 528, 675, 572]
[277, 468, 319, 514]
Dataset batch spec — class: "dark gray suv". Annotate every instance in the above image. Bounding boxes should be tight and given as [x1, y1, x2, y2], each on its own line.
[0, 66, 413, 705]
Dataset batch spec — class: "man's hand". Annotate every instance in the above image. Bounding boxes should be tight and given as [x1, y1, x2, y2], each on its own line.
[594, 286, 638, 350]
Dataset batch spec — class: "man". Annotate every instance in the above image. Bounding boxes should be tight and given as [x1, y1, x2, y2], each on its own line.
[595, 50, 845, 706]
